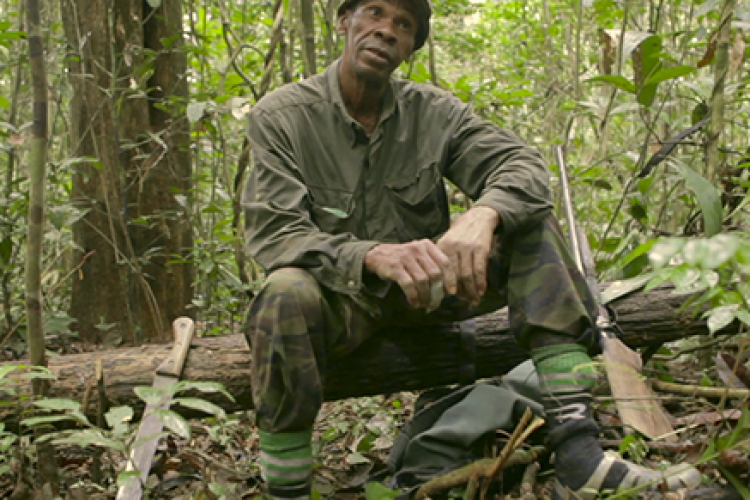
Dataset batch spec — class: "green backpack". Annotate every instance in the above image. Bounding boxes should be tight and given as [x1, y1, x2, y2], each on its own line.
[386, 360, 547, 499]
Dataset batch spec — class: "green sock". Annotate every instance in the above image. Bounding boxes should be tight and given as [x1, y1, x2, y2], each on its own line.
[531, 344, 598, 407]
[258, 429, 313, 499]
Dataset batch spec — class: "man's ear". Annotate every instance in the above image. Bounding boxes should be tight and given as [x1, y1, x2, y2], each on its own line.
[337, 13, 349, 35]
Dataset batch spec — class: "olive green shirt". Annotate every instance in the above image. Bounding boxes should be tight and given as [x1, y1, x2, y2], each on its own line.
[243, 61, 552, 297]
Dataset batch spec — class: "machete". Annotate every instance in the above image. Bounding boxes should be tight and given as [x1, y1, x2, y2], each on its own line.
[555, 146, 676, 442]
[116, 317, 196, 500]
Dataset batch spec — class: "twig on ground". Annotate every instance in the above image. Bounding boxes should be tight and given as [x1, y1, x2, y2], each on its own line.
[519, 461, 540, 500]
[412, 446, 547, 499]
[653, 380, 750, 399]
[463, 474, 479, 500]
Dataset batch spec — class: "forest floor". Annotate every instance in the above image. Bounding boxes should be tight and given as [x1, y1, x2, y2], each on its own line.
[0, 340, 749, 500]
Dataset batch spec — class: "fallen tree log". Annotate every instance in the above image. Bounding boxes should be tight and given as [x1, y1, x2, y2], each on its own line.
[0, 285, 738, 422]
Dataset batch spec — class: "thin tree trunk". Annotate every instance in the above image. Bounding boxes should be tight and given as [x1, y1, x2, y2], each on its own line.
[25, 0, 58, 489]
[706, 0, 736, 184]
[300, 0, 316, 77]
[0, 2, 24, 341]
[427, 25, 438, 87]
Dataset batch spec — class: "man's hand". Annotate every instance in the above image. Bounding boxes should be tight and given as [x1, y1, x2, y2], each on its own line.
[437, 206, 500, 306]
[364, 240, 458, 309]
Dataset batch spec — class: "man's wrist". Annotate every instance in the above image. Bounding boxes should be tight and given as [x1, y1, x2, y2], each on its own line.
[467, 205, 501, 230]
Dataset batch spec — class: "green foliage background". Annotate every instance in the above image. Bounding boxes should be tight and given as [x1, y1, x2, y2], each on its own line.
[0, 0, 749, 339]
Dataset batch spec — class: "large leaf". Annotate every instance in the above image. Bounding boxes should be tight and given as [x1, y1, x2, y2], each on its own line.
[173, 381, 235, 402]
[134, 385, 167, 406]
[706, 304, 738, 334]
[635, 35, 664, 107]
[673, 162, 723, 236]
[364, 482, 399, 500]
[34, 398, 81, 412]
[173, 397, 226, 418]
[52, 429, 126, 452]
[645, 65, 697, 86]
[152, 409, 191, 439]
[586, 75, 636, 93]
[22, 414, 84, 427]
[187, 102, 206, 123]
[105, 406, 133, 437]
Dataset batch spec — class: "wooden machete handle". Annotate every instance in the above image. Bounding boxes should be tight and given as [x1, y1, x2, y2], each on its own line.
[155, 317, 195, 378]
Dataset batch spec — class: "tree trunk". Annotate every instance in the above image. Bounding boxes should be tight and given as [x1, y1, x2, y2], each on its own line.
[706, 0, 736, 184]
[62, 0, 134, 345]
[126, 0, 194, 343]
[26, 0, 58, 489]
[61, 0, 193, 345]
[299, 0, 316, 77]
[1, 285, 739, 423]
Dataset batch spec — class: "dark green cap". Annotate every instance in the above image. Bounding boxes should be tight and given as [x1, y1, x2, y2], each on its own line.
[337, 0, 432, 51]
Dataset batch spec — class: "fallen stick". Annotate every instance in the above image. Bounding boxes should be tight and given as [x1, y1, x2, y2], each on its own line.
[653, 380, 750, 399]
[412, 446, 547, 500]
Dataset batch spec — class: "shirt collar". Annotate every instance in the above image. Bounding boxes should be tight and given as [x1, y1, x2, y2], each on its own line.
[326, 59, 398, 144]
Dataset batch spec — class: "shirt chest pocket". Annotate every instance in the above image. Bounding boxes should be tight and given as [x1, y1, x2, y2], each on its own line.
[309, 187, 357, 235]
[386, 162, 450, 241]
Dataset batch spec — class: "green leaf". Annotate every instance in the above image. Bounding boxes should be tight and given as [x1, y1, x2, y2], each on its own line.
[707, 305, 738, 334]
[734, 310, 750, 327]
[601, 273, 653, 304]
[648, 238, 685, 268]
[673, 162, 723, 236]
[18, 369, 56, 380]
[146, 0, 162, 8]
[173, 397, 226, 418]
[0, 95, 8, 110]
[586, 75, 637, 93]
[187, 102, 206, 123]
[134, 386, 166, 406]
[52, 429, 126, 452]
[715, 465, 750, 500]
[34, 398, 81, 412]
[681, 239, 708, 267]
[0, 365, 19, 380]
[644, 65, 697, 86]
[635, 34, 663, 107]
[22, 414, 80, 427]
[701, 234, 740, 269]
[364, 481, 399, 500]
[152, 409, 190, 439]
[105, 406, 133, 436]
[173, 381, 235, 402]
[117, 470, 142, 488]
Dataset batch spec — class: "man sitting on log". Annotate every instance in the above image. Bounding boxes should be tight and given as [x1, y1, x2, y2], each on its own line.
[241, 1, 700, 498]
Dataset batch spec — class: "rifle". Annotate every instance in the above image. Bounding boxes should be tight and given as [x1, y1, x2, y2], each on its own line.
[555, 146, 676, 442]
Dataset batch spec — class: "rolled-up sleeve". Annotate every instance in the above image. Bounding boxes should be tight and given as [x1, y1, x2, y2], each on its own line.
[242, 109, 379, 294]
[444, 102, 553, 235]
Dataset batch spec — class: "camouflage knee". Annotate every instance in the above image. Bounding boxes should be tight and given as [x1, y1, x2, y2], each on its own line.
[245, 268, 328, 432]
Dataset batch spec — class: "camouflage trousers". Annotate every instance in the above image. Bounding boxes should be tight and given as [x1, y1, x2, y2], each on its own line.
[244, 214, 598, 433]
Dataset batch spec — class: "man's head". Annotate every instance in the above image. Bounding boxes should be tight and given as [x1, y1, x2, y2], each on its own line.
[337, 0, 431, 84]
[337, 0, 431, 51]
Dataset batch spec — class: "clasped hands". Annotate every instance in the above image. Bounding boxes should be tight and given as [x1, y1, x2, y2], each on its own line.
[364, 206, 500, 310]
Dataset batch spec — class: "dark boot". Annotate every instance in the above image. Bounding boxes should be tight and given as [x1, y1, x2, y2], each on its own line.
[531, 344, 701, 500]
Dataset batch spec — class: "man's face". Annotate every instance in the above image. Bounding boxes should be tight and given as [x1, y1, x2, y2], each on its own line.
[338, 0, 418, 82]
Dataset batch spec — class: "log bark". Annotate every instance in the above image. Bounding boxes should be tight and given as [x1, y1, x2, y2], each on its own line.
[1, 285, 734, 421]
